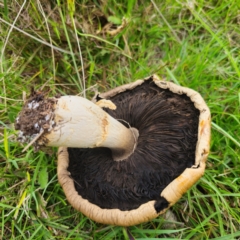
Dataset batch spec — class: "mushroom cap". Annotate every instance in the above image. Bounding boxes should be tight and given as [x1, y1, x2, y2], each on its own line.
[57, 75, 211, 226]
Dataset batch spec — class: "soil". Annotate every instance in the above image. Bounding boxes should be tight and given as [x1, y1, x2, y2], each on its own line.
[15, 89, 57, 149]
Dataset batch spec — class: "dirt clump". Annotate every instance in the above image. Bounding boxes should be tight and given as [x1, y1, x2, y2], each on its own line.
[15, 89, 57, 147]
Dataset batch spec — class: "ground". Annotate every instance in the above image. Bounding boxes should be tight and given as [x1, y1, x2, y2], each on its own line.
[0, 0, 239, 239]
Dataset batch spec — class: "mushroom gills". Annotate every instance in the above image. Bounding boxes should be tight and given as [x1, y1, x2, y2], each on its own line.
[67, 79, 200, 211]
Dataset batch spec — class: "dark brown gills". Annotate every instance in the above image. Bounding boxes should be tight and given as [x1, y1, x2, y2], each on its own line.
[68, 79, 199, 212]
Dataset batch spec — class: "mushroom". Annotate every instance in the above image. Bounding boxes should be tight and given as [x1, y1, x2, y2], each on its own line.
[15, 75, 211, 226]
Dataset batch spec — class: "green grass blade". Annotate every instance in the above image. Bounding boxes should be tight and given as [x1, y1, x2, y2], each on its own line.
[212, 121, 240, 147]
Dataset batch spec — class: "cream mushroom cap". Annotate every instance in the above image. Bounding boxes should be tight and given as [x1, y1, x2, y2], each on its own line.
[57, 75, 211, 226]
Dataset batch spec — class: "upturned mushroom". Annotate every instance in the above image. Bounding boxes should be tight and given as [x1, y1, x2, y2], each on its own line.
[15, 75, 211, 226]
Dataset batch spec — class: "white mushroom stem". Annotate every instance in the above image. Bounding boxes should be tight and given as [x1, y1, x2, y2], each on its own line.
[40, 96, 138, 161]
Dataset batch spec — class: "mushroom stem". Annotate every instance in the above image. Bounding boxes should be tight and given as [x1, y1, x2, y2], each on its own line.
[18, 96, 139, 161]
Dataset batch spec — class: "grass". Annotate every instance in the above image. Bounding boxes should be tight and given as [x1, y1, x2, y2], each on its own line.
[0, 0, 239, 239]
